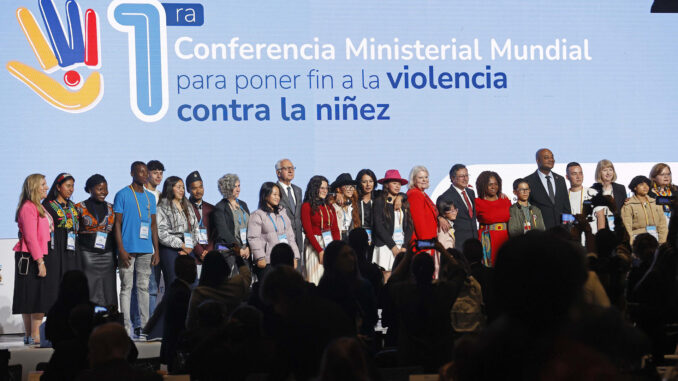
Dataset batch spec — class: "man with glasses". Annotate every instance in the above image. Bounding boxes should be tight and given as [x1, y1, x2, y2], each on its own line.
[508, 178, 545, 237]
[437, 164, 478, 249]
[276, 158, 304, 270]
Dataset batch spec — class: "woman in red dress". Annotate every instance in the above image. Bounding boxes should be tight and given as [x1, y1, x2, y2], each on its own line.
[475, 171, 511, 267]
[406, 166, 441, 276]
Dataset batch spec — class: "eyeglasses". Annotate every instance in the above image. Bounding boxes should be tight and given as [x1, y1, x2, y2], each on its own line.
[659, 172, 672, 177]
[280, 166, 296, 171]
[517, 188, 530, 193]
[455, 174, 469, 179]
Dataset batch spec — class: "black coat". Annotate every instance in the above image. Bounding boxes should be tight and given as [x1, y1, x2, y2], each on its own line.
[591, 182, 627, 214]
[373, 196, 413, 249]
[278, 183, 304, 255]
[525, 170, 571, 229]
[437, 186, 478, 249]
[213, 199, 250, 246]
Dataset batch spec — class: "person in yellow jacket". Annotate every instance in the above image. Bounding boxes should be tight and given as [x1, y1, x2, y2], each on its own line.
[621, 176, 667, 245]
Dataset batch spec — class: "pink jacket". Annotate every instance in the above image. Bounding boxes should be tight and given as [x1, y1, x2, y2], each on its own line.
[13, 201, 51, 260]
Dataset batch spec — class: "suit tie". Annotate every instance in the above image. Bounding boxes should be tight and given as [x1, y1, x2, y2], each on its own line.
[546, 176, 555, 204]
[462, 190, 473, 218]
[287, 186, 296, 211]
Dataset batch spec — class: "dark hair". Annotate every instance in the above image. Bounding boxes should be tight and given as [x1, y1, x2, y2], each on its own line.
[270, 243, 295, 267]
[175, 255, 197, 284]
[260, 265, 307, 306]
[475, 171, 502, 199]
[147, 160, 165, 172]
[632, 233, 658, 263]
[258, 182, 282, 213]
[303, 175, 330, 211]
[462, 238, 483, 264]
[512, 178, 528, 191]
[46, 172, 75, 201]
[535, 148, 550, 160]
[436, 198, 454, 216]
[130, 161, 146, 173]
[449, 164, 467, 179]
[318, 337, 372, 381]
[197, 300, 225, 328]
[56, 270, 90, 309]
[348, 228, 370, 265]
[566, 162, 581, 174]
[84, 174, 106, 193]
[199, 251, 230, 288]
[412, 252, 435, 285]
[160, 176, 192, 231]
[628, 175, 652, 194]
[355, 169, 378, 199]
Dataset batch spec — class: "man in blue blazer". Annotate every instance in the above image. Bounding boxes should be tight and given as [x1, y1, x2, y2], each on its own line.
[525, 148, 571, 229]
[436, 164, 478, 249]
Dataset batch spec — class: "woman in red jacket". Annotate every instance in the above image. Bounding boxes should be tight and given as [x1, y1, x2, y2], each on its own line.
[475, 171, 511, 267]
[301, 175, 340, 284]
[406, 166, 440, 276]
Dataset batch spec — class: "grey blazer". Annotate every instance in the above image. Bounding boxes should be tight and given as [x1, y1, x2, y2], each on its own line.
[278, 182, 303, 253]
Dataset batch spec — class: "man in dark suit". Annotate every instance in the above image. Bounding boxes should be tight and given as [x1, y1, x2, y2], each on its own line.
[436, 164, 478, 249]
[276, 159, 304, 270]
[524, 148, 571, 229]
[186, 171, 215, 260]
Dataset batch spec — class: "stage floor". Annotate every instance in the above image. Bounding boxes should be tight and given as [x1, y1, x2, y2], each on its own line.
[1, 334, 161, 381]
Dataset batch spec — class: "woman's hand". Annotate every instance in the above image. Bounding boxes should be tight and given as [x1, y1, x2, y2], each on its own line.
[256, 259, 266, 269]
[37, 261, 46, 277]
[438, 216, 451, 232]
[240, 247, 250, 259]
[391, 246, 400, 257]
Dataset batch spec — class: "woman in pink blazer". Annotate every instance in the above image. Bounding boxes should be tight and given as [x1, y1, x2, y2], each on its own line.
[13, 174, 53, 345]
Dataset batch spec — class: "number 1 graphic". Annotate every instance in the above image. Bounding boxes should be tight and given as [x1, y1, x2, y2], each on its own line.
[108, 0, 168, 122]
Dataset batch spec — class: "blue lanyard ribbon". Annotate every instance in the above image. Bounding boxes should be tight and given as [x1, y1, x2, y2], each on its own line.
[268, 213, 286, 233]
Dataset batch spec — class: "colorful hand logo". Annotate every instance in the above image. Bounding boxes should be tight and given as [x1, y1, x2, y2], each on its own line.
[6, 0, 103, 113]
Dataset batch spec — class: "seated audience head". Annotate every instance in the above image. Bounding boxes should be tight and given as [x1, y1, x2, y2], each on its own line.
[229, 305, 264, 338]
[260, 265, 307, 316]
[595, 159, 617, 185]
[462, 238, 483, 264]
[632, 233, 658, 263]
[175, 255, 197, 284]
[88, 323, 131, 367]
[408, 165, 430, 191]
[628, 175, 652, 196]
[197, 300, 225, 328]
[270, 242, 295, 267]
[58, 270, 90, 307]
[323, 240, 357, 277]
[494, 231, 587, 325]
[348, 227, 369, 263]
[594, 229, 618, 258]
[412, 252, 435, 285]
[69, 303, 95, 339]
[199, 250, 230, 288]
[318, 337, 372, 381]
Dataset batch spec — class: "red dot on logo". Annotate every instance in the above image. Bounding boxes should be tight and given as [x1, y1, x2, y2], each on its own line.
[64, 70, 81, 87]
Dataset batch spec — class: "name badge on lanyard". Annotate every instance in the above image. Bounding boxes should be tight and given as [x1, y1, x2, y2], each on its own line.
[524, 221, 532, 233]
[67, 232, 76, 251]
[278, 234, 289, 244]
[321, 230, 333, 247]
[365, 228, 372, 245]
[94, 232, 107, 249]
[198, 228, 208, 245]
[50, 231, 55, 250]
[606, 215, 615, 231]
[240, 228, 248, 245]
[646, 225, 659, 241]
[184, 232, 194, 249]
[393, 227, 404, 246]
[140, 222, 150, 239]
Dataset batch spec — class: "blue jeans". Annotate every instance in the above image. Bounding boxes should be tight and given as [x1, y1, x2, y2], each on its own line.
[130, 263, 160, 329]
[119, 253, 152, 334]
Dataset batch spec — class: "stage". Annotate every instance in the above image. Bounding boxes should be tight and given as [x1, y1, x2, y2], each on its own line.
[1, 334, 161, 381]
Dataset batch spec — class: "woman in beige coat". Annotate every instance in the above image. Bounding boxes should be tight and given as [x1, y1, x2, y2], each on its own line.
[621, 176, 667, 245]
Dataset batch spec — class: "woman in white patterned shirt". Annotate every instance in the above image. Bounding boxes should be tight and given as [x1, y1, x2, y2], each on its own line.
[157, 176, 200, 287]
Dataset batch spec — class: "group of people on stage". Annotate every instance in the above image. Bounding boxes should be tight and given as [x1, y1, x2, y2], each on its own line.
[11, 149, 675, 345]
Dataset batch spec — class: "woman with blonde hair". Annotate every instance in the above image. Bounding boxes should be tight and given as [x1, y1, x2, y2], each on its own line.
[591, 159, 627, 213]
[13, 174, 53, 345]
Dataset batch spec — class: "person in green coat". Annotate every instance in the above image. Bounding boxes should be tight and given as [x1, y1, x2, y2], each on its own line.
[508, 178, 545, 237]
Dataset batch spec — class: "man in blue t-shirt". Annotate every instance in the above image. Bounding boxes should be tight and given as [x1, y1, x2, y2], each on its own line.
[114, 161, 160, 336]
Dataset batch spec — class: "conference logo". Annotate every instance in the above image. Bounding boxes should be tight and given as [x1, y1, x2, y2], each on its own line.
[6, 0, 171, 122]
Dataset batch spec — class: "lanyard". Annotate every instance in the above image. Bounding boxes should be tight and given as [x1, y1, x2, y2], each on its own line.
[55, 201, 77, 231]
[394, 209, 403, 227]
[129, 186, 151, 222]
[320, 204, 332, 230]
[268, 213, 286, 233]
[232, 200, 247, 226]
[568, 190, 584, 213]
